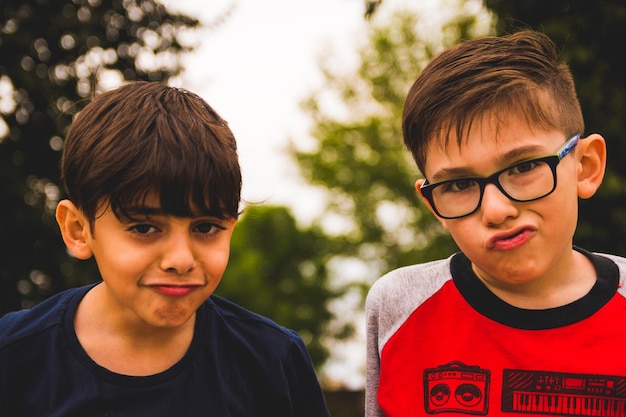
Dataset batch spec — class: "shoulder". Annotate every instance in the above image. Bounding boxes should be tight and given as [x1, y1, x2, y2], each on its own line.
[204, 295, 306, 352]
[199, 296, 326, 412]
[591, 251, 626, 288]
[366, 254, 454, 313]
[365, 255, 455, 350]
[0, 286, 90, 350]
[594, 251, 626, 271]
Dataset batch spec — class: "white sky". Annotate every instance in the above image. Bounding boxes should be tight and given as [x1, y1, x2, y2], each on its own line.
[159, 0, 448, 390]
[161, 0, 445, 224]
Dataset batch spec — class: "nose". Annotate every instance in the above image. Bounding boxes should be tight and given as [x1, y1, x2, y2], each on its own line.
[479, 183, 519, 225]
[160, 232, 196, 274]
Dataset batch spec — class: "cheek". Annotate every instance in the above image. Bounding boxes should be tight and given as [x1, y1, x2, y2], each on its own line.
[201, 240, 233, 276]
[546, 172, 580, 214]
[92, 239, 152, 277]
[542, 192, 578, 235]
[555, 163, 581, 198]
[208, 252, 230, 276]
[443, 221, 474, 250]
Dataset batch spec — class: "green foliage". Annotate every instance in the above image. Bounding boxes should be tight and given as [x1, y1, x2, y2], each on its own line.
[216, 205, 349, 368]
[293, 11, 494, 285]
[0, 0, 197, 313]
[483, 0, 626, 255]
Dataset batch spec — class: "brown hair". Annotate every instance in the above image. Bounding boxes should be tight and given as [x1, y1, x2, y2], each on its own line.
[60, 81, 241, 229]
[402, 30, 584, 174]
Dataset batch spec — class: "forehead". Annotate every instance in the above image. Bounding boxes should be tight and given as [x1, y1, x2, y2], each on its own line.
[423, 115, 564, 180]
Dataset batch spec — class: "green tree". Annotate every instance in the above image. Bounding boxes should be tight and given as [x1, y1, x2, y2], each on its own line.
[482, 0, 626, 255]
[0, 0, 198, 314]
[293, 5, 493, 291]
[217, 205, 350, 369]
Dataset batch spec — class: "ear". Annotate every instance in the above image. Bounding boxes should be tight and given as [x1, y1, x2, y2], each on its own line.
[415, 179, 449, 230]
[56, 200, 94, 260]
[576, 134, 606, 199]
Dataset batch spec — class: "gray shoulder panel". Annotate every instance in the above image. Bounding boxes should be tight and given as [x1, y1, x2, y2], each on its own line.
[366, 255, 453, 355]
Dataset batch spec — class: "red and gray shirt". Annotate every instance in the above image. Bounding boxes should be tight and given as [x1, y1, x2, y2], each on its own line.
[366, 248, 626, 417]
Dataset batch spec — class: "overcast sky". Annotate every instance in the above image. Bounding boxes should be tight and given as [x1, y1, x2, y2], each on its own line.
[160, 0, 449, 224]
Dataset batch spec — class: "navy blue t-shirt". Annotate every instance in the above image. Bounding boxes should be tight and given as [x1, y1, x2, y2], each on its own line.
[0, 284, 330, 417]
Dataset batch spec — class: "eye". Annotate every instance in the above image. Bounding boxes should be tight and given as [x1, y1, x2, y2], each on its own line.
[128, 223, 159, 235]
[442, 178, 478, 193]
[509, 160, 540, 175]
[193, 221, 225, 236]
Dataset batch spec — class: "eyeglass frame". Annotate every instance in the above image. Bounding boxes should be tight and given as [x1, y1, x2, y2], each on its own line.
[419, 133, 582, 219]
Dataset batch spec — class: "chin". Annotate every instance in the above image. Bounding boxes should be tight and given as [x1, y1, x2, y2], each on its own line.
[150, 306, 195, 327]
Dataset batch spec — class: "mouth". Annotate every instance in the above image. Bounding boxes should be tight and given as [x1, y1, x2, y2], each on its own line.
[487, 227, 535, 250]
[149, 285, 201, 297]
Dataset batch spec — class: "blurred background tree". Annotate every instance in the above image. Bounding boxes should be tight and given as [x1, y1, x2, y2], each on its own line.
[292, 2, 492, 297]
[217, 204, 351, 369]
[0, 0, 199, 312]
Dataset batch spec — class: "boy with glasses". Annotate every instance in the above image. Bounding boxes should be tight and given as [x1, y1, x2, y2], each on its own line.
[366, 30, 626, 416]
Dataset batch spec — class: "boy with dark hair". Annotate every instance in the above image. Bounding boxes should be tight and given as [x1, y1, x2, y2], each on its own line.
[0, 81, 330, 417]
[366, 30, 626, 416]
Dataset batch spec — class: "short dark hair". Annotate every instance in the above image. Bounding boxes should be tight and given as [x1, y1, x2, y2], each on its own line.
[402, 30, 584, 174]
[61, 81, 242, 229]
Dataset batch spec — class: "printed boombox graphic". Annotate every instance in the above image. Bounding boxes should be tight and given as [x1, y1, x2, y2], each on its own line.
[424, 361, 491, 415]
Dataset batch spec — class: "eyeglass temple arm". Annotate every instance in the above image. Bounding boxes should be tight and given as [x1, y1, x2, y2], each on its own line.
[557, 134, 581, 159]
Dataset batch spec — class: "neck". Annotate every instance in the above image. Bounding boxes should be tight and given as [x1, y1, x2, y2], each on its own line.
[74, 285, 196, 375]
[472, 250, 596, 309]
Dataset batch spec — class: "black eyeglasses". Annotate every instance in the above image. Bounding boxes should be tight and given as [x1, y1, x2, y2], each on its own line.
[419, 134, 581, 219]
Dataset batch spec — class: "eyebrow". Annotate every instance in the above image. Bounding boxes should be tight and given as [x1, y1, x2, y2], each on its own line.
[428, 144, 549, 182]
[430, 167, 476, 182]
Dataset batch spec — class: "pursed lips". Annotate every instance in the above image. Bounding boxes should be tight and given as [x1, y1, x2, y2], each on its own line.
[145, 283, 204, 297]
[487, 226, 536, 250]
